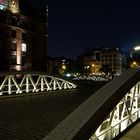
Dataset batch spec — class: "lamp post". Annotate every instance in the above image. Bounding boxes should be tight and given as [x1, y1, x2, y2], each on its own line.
[130, 46, 140, 68]
[131, 61, 138, 68]
[92, 64, 95, 74]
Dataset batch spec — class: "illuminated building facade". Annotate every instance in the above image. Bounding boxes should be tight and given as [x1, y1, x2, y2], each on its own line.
[100, 48, 124, 75]
[0, 0, 47, 71]
[77, 47, 125, 75]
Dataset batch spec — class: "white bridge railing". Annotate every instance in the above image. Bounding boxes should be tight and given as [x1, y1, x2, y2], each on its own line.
[43, 68, 140, 140]
[90, 81, 140, 140]
[0, 73, 76, 95]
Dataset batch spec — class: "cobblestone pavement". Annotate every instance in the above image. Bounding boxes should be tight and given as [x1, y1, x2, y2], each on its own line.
[0, 81, 106, 140]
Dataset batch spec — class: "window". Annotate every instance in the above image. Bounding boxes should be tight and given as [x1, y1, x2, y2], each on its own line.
[11, 1, 16, 8]
[11, 41, 16, 51]
[22, 55, 26, 65]
[11, 17, 17, 26]
[11, 30, 16, 38]
[22, 33, 26, 40]
[11, 55, 16, 64]
[21, 43, 26, 52]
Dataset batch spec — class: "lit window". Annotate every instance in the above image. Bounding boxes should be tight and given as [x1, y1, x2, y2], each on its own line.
[21, 43, 26, 52]
[10, 0, 19, 13]
[11, 1, 15, 7]
[11, 40, 16, 51]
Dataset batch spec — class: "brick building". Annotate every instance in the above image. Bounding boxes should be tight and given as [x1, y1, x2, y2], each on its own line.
[76, 47, 125, 75]
[0, 0, 47, 71]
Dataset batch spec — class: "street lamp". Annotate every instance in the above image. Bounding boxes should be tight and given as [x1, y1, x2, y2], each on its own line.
[131, 61, 138, 68]
[134, 46, 140, 51]
[92, 64, 95, 74]
[62, 65, 66, 70]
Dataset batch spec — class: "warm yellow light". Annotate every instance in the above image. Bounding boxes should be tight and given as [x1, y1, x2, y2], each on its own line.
[62, 65, 66, 70]
[92, 64, 95, 67]
[9, 0, 19, 13]
[131, 61, 138, 68]
[12, 1, 15, 7]
[15, 65, 21, 71]
[133, 61, 137, 65]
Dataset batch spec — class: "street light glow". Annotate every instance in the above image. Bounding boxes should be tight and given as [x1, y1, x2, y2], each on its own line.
[133, 61, 137, 65]
[92, 64, 95, 67]
[62, 65, 66, 70]
[134, 46, 140, 51]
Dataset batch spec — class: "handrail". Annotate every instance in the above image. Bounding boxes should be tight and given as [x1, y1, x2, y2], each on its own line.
[90, 110, 140, 140]
[0, 72, 77, 95]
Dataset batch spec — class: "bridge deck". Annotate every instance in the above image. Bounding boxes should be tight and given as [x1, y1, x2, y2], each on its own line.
[0, 81, 106, 140]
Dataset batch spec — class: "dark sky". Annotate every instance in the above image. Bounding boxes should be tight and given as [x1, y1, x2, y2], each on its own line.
[31, 0, 140, 59]
[29, 0, 42, 8]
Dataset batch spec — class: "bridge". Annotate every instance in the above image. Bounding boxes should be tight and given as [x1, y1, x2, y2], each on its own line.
[44, 67, 140, 140]
[0, 71, 76, 95]
[0, 68, 140, 140]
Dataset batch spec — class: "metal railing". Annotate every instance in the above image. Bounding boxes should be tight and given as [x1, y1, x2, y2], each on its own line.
[43, 68, 140, 140]
[0, 72, 76, 95]
[90, 81, 140, 140]
[90, 110, 140, 140]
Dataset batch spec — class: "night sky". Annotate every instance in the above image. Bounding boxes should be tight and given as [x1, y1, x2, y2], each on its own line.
[31, 0, 140, 59]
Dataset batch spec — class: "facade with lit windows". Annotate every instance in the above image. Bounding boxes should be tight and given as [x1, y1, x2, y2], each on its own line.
[100, 48, 124, 75]
[77, 47, 125, 75]
[0, 0, 47, 71]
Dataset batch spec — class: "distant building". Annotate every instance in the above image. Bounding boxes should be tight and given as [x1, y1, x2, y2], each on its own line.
[76, 47, 125, 75]
[0, 0, 48, 71]
[100, 48, 125, 75]
[46, 56, 75, 75]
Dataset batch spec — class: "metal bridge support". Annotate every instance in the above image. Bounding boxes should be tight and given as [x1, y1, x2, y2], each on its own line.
[43, 68, 140, 140]
[0, 72, 76, 95]
[90, 81, 140, 140]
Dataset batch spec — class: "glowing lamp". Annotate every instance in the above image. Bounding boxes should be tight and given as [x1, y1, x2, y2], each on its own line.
[134, 46, 140, 51]
[62, 65, 66, 70]
[92, 64, 95, 67]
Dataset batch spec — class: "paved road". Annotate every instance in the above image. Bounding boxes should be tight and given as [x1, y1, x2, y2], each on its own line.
[0, 81, 106, 140]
